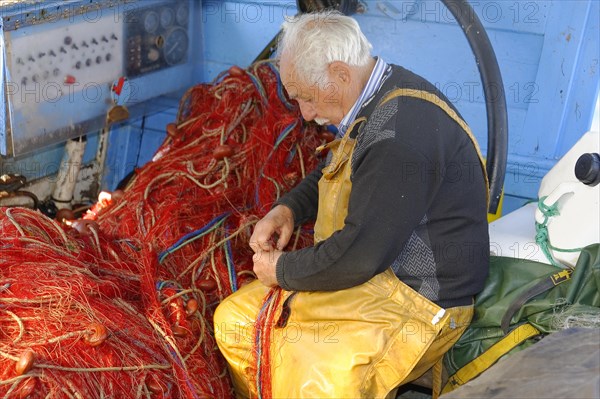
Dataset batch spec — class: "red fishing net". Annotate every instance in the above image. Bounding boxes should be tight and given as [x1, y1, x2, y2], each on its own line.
[0, 61, 326, 398]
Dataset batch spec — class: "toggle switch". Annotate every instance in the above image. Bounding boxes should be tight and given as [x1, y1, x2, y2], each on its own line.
[64, 75, 76, 85]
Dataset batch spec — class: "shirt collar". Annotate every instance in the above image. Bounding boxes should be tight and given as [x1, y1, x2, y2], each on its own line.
[337, 57, 389, 136]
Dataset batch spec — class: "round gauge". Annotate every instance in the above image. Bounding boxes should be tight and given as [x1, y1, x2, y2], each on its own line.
[163, 27, 189, 66]
[176, 4, 189, 26]
[160, 8, 175, 29]
[144, 11, 159, 33]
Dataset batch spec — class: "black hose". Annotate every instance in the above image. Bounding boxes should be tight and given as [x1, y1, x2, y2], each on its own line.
[0, 190, 39, 210]
[441, 0, 508, 214]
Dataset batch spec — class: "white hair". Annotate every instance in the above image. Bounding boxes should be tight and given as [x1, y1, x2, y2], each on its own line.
[278, 11, 373, 87]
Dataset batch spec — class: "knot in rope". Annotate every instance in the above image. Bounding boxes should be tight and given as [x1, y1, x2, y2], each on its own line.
[535, 196, 584, 267]
[538, 196, 561, 221]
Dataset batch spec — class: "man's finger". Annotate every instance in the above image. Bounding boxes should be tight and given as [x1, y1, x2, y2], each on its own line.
[260, 241, 275, 251]
[276, 228, 293, 250]
[249, 240, 260, 253]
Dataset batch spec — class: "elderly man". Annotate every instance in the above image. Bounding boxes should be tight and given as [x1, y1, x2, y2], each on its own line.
[215, 11, 489, 399]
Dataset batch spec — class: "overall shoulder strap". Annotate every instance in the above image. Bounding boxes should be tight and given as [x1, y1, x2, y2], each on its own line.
[381, 88, 489, 206]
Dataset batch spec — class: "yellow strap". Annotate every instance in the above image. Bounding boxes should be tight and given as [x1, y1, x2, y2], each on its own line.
[381, 88, 490, 207]
[442, 323, 541, 394]
[431, 356, 444, 399]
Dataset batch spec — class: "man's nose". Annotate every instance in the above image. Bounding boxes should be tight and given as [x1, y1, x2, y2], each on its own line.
[297, 100, 316, 121]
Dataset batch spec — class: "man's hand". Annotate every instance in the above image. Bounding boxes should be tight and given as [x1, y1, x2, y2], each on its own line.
[249, 205, 294, 252]
[252, 249, 283, 287]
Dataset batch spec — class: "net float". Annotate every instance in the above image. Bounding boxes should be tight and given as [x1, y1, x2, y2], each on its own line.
[228, 65, 244, 76]
[197, 279, 217, 291]
[111, 189, 125, 201]
[166, 123, 179, 138]
[171, 325, 188, 338]
[185, 298, 199, 317]
[55, 208, 75, 223]
[83, 322, 108, 347]
[212, 144, 234, 160]
[15, 348, 35, 375]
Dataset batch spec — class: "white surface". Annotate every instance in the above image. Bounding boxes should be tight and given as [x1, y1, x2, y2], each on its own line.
[591, 94, 600, 134]
[489, 202, 549, 264]
[52, 138, 86, 208]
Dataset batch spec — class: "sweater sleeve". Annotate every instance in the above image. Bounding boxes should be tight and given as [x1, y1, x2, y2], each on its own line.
[276, 134, 442, 291]
[275, 160, 324, 226]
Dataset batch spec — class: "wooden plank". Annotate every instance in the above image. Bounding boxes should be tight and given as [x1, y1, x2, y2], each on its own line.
[202, 1, 289, 72]
[382, 0, 550, 35]
[519, 0, 598, 160]
[102, 123, 141, 191]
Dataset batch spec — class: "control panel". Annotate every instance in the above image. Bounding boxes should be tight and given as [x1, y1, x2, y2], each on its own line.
[125, 2, 190, 77]
[1, 0, 196, 156]
[10, 19, 122, 97]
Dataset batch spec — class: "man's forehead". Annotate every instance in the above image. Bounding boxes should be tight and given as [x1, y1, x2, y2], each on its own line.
[279, 59, 304, 97]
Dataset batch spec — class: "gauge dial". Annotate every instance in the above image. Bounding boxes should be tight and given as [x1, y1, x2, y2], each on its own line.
[160, 8, 175, 29]
[176, 4, 189, 26]
[143, 11, 159, 33]
[163, 27, 189, 66]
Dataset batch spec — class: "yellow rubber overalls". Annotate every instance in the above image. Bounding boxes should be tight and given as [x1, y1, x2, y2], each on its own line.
[214, 89, 486, 399]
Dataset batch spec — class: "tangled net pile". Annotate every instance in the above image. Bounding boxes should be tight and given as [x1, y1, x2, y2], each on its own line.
[0, 61, 326, 398]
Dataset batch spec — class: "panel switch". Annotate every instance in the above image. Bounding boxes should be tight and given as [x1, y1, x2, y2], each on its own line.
[64, 75, 76, 85]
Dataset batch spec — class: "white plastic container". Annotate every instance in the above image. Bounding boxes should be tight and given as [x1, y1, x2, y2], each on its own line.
[489, 130, 600, 267]
[535, 130, 600, 267]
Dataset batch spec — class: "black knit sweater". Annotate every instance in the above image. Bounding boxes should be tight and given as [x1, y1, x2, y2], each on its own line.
[275, 65, 489, 308]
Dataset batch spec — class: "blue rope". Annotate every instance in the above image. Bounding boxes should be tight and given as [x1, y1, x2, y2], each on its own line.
[247, 71, 269, 106]
[167, 346, 199, 399]
[158, 213, 230, 264]
[254, 121, 299, 207]
[155, 280, 174, 291]
[224, 224, 238, 292]
[285, 145, 297, 168]
[265, 61, 295, 111]
[274, 120, 297, 147]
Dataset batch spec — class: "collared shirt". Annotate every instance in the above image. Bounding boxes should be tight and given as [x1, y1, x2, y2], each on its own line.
[337, 57, 390, 137]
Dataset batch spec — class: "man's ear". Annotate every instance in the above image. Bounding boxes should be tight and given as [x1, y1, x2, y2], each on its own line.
[328, 61, 351, 85]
